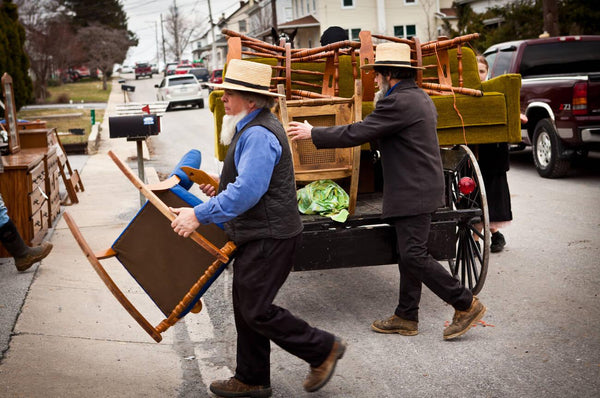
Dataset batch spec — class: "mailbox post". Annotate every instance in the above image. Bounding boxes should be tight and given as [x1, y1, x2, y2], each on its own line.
[121, 84, 135, 102]
[108, 114, 160, 206]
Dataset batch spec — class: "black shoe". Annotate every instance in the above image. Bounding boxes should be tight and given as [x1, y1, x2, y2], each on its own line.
[491, 231, 506, 253]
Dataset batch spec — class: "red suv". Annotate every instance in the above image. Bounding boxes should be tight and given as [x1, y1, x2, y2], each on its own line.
[208, 69, 223, 92]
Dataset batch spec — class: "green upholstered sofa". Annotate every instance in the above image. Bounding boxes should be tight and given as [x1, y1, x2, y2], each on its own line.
[208, 46, 521, 161]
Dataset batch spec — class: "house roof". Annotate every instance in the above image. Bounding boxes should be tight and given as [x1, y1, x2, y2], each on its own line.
[278, 14, 320, 29]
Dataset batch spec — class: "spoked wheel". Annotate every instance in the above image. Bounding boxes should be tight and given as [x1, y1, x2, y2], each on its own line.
[443, 145, 489, 294]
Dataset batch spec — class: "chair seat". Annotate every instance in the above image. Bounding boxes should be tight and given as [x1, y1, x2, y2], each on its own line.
[294, 167, 353, 181]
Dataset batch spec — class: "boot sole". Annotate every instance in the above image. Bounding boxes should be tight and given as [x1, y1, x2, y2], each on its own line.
[208, 385, 272, 398]
[370, 324, 418, 335]
[303, 340, 346, 393]
[443, 305, 487, 340]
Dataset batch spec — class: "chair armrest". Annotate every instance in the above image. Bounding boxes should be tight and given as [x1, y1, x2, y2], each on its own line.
[209, 90, 228, 161]
[481, 73, 522, 143]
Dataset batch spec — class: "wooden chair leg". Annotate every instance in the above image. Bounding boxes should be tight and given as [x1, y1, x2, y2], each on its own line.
[63, 212, 163, 342]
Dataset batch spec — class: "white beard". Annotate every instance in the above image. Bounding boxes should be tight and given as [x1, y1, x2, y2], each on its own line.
[220, 111, 248, 145]
[373, 80, 390, 107]
[373, 89, 385, 107]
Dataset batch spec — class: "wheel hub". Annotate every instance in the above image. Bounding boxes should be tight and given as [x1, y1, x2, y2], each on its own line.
[536, 132, 552, 167]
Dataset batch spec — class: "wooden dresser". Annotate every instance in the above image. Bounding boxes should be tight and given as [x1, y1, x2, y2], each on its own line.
[0, 127, 61, 257]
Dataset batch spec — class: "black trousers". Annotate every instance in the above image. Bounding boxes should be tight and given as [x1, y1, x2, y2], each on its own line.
[232, 234, 334, 386]
[392, 213, 473, 322]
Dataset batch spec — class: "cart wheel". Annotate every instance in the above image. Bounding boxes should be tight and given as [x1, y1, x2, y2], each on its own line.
[446, 145, 489, 294]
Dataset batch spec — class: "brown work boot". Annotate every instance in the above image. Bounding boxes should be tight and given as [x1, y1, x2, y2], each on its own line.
[14, 242, 53, 272]
[371, 314, 418, 335]
[209, 377, 272, 398]
[303, 337, 346, 392]
[443, 296, 486, 340]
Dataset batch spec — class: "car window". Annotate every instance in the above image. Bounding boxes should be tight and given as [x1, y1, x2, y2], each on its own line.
[168, 77, 198, 86]
[520, 41, 600, 77]
[489, 49, 514, 78]
[214, 70, 222, 78]
[159, 79, 165, 88]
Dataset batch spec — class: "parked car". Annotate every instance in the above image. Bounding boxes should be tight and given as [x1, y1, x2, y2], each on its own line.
[207, 69, 223, 92]
[155, 74, 204, 110]
[120, 65, 134, 74]
[189, 67, 210, 85]
[151, 63, 159, 74]
[134, 62, 153, 79]
[164, 62, 178, 76]
[484, 35, 600, 178]
[175, 65, 192, 75]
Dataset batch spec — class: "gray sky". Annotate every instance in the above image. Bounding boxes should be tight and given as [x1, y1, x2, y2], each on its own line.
[121, 0, 242, 65]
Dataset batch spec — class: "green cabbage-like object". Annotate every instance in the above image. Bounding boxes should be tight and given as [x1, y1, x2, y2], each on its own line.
[297, 179, 349, 223]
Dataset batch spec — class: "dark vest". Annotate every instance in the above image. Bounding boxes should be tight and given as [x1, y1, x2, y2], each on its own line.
[219, 108, 303, 245]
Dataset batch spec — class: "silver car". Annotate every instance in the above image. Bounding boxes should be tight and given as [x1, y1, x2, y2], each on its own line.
[155, 74, 204, 110]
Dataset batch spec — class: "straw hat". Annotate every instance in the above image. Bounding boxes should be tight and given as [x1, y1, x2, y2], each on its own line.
[207, 59, 283, 97]
[361, 42, 424, 70]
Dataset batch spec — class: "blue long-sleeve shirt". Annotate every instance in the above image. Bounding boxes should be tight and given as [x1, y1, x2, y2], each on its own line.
[193, 109, 282, 224]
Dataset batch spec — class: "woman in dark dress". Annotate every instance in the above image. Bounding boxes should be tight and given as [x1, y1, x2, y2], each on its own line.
[476, 55, 521, 252]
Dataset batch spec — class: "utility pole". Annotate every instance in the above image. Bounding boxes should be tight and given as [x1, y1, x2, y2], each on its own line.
[154, 21, 160, 66]
[173, 0, 180, 61]
[160, 14, 167, 66]
[271, 0, 277, 31]
[207, 0, 217, 70]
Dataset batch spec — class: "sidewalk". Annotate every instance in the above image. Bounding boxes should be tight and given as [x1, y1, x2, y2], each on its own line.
[0, 84, 187, 396]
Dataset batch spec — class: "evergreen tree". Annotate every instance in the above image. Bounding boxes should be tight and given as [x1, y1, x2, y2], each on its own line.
[0, 0, 33, 113]
[59, 0, 137, 44]
[447, 0, 600, 53]
[558, 0, 600, 35]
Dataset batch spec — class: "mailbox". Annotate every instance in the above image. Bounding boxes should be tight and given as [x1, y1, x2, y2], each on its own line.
[121, 84, 135, 92]
[109, 114, 160, 139]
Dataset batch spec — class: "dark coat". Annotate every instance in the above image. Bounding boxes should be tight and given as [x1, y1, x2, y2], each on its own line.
[311, 80, 445, 218]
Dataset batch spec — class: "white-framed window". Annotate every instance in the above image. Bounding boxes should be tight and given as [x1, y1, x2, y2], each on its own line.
[342, 0, 355, 8]
[405, 0, 417, 4]
[349, 28, 361, 41]
[394, 24, 416, 39]
[239, 20, 246, 33]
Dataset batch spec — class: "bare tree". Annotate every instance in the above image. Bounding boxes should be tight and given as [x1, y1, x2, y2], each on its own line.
[16, 0, 86, 101]
[77, 24, 131, 90]
[164, 1, 197, 61]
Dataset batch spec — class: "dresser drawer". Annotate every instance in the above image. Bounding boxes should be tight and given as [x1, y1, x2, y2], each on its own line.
[30, 205, 48, 239]
[29, 186, 47, 215]
[29, 160, 46, 191]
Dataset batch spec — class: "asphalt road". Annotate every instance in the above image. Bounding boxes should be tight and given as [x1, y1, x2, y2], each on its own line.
[2, 75, 599, 397]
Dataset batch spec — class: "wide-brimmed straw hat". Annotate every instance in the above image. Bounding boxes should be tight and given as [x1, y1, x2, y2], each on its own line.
[207, 59, 283, 97]
[361, 42, 424, 70]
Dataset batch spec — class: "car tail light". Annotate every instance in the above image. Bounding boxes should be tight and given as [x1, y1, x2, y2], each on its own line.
[459, 177, 476, 195]
[572, 82, 588, 116]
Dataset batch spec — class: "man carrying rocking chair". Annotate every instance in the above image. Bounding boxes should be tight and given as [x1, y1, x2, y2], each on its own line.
[169, 59, 345, 398]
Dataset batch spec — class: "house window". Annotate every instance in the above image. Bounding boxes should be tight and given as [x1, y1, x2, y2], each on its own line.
[405, 0, 416, 4]
[239, 20, 246, 33]
[394, 25, 416, 39]
[394, 26, 404, 38]
[342, 0, 354, 8]
[349, 28, 361, 41]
